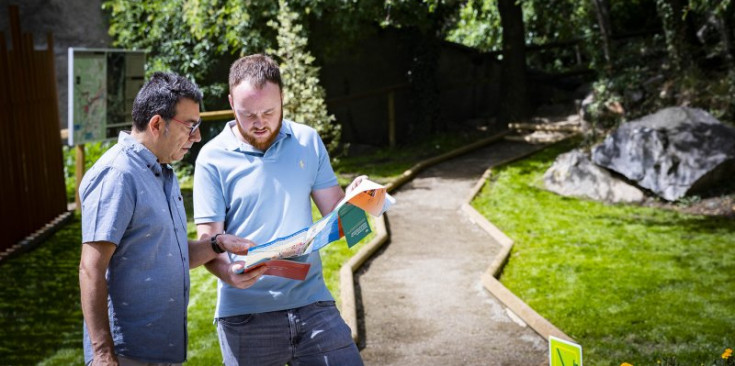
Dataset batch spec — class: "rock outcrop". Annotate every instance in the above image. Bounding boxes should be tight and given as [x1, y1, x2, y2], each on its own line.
[591, 107, 735, 201]
[544, 149, 645, 203]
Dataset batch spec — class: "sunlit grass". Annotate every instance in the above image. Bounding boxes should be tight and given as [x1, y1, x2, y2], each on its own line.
[472, 139, 735, 365]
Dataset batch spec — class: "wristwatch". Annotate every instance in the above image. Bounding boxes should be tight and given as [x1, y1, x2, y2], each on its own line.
[211, 234, 225, 254]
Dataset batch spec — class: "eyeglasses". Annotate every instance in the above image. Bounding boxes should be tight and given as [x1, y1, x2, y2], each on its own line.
[170, 116, 202, 136]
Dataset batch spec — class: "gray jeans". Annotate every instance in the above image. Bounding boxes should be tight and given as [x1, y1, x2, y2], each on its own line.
[86, 355, 181, 366]
[216, 301, 363, 366]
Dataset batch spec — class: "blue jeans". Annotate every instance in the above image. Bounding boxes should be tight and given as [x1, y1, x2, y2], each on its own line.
[216, 301, 363, 366]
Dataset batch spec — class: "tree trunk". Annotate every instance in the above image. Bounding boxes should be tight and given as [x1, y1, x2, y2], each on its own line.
[592, 0, 613, 63]
[498, 0, 529, 124]
[717, 6, 734, 66]
[656, 0, 693, 71]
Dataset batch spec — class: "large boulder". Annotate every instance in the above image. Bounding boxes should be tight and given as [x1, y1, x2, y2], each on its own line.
[544, 149, 645, 203]
[592, 107, 735, 201]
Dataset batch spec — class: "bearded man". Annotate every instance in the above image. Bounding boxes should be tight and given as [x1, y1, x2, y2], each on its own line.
[193, 54, 364, 366]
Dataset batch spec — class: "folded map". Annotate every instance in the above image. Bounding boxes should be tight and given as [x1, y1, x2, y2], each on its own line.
[231, 178, 395, 280]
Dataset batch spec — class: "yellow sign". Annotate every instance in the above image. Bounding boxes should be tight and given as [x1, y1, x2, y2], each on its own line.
[549, 336, 582, 366]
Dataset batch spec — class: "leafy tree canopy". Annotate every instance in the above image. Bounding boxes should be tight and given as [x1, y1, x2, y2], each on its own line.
[104, 0, 468, 111]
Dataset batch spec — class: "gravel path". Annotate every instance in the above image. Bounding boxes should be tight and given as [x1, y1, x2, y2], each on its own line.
[357, 140, 549, 366]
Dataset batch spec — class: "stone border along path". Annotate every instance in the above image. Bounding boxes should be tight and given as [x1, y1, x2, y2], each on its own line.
[338, 132, 574, 365]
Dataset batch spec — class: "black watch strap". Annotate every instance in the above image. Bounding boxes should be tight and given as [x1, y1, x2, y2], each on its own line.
[211, 234, 225, 254]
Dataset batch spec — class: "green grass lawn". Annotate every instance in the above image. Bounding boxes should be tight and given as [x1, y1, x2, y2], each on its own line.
[472, 139, 735, 365]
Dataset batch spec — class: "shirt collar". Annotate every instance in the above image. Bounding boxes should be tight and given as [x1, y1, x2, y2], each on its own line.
[118, 131, 169, 175]
[222, 119, 292, 155]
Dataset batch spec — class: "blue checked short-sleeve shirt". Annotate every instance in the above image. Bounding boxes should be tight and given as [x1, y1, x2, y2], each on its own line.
[80, 132, 190, 363]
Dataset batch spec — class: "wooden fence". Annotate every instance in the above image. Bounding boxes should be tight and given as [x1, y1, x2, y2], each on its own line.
[0, 6, 68, 252]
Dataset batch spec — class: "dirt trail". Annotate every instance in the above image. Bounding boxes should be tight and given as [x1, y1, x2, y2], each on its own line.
[357, 140, 549, 366]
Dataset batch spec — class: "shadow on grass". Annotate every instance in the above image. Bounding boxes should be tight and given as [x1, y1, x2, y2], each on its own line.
[594, 212, 735, 235]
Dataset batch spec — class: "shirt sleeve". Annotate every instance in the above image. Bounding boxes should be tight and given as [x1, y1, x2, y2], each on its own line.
[312, 134, 339, 191]
[80, 167, 135, 245]
[193, 153, 226, 224]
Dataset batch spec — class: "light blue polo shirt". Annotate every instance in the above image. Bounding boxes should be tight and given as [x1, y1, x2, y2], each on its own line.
[80, 132, 190, 363]
[193, 120, 338, 317]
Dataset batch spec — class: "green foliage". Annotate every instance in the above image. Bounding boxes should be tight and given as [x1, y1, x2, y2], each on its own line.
[583, 77, 625, 131]
[446, 0, 597, 73]
[447, 0, 593, 51]
[655, 0, 690, 72]
[472, 139, 735, 365]
[269, 0, 341, 154]
[102, 0, 276, 106]
[589, 56, 735, 129]
[446, 0, 502, 51]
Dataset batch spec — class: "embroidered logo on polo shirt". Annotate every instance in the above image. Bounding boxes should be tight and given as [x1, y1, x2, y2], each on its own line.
[299, 160, 305, 169]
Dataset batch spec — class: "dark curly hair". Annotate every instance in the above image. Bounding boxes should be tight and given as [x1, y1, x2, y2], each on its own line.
[131, 72, 202, 132]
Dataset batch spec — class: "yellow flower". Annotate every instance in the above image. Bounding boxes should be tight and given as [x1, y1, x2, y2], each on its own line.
[723, 348, 733, 360]
[621, 363, 633, 366]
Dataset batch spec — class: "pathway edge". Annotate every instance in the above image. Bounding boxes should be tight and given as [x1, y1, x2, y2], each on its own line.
[339, 131, 509, 342]
[339, 132, 574, 344]
[460, 144, 575, 343]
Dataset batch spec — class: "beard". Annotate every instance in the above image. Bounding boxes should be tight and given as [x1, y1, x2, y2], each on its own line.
[236, 111, 282, 151]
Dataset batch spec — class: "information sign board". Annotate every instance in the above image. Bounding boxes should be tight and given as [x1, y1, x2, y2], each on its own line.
[67, 48, 145, 145]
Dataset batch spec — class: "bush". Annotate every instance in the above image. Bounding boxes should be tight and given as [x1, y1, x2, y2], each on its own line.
[268, 0, 341, 155]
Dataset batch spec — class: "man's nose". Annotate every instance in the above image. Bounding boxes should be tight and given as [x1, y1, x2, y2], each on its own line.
[190, 127, 202, 142]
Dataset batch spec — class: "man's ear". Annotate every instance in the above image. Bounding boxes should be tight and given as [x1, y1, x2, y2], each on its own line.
[148, 115, 165, 137]
[228, 94, 234, 110]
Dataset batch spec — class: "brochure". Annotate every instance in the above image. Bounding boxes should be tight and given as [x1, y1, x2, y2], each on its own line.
[232, 178, 395, 280]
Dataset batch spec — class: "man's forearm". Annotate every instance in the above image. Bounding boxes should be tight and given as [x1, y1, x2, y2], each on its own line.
[189, 237, 219, 269]
[79, 265, 115, 358]
[204, 254, 231, 280]
[197, 222, 230, 274]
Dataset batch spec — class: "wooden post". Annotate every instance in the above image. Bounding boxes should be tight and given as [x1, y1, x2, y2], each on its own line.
[75, 144, 84, 213]
[388, 90, 396, 148]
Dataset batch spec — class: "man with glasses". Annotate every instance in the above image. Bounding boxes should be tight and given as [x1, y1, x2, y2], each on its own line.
[79, 72, 267, 366]
[170, 116, 202, 135]
[194, 55, 364, 365]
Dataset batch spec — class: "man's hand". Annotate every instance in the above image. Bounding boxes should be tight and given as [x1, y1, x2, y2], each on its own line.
[223, 261, 267, 289]
[91, 351, 118, 366]
[346, 175, 367, 196]
[215, 234, 256, 255]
